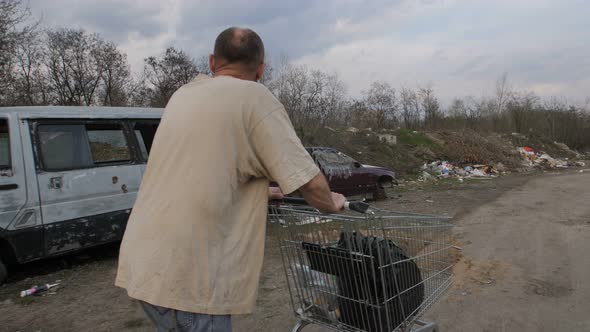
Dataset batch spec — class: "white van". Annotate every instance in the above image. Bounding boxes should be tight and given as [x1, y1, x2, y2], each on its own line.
[0, 106, 163, 283]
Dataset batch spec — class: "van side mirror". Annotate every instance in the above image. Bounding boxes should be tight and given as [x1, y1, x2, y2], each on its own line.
[354, 162, 361, 168]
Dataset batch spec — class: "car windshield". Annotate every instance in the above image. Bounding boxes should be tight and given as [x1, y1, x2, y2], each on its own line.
[312, 149, 356, 179]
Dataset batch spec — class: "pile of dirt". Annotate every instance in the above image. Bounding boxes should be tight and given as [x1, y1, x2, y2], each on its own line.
[301, 127, 424, 176]
[299, 126, 583, 178]
[507, 133, 580, 159]
[433, 131, 522, 169]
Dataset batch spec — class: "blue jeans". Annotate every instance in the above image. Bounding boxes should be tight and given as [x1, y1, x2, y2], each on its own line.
[140, 301, 232, 332]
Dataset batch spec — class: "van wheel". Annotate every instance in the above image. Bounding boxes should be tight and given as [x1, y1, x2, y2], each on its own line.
[0, 258, 7, 285]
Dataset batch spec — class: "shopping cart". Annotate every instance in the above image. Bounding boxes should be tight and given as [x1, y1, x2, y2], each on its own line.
[268, 198, 454, 332]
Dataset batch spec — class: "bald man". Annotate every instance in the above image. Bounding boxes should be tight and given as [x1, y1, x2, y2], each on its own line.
[115, 27, 345, 332]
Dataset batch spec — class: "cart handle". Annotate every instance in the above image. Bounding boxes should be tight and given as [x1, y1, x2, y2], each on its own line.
[277, 197, 370, 214]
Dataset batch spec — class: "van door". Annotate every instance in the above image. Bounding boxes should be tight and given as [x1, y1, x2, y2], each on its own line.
[0, 117, 26, 223]
[0, 116, 43, 262]
[32, 120, 143, 256]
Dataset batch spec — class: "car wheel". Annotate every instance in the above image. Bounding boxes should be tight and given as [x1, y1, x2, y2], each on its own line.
[374, 176, 393, 200]
[374, 186, 387, 200]
[0, 258, 7, 285]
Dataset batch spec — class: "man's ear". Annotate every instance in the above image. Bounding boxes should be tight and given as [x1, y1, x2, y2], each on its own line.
[209, 54, 215, 74]
[255, 63, 265, 82]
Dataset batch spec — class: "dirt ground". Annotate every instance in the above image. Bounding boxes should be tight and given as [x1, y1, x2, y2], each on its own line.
[1, 169, 589, 332]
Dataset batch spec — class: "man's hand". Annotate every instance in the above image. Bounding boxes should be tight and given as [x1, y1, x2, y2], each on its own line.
[298, 173, 347, 214]
[331, 192, 346, 211]
[268, 187, 284, 200]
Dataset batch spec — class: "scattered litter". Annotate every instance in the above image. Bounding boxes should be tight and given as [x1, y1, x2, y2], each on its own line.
[292, 263, 339, 322]
[420, 171, 435, 181]
[517, 146, 584, 170]
[452, 246, 463, 251]
[425, 200, 434, 203]
[20, 282, 60, 297]
[472, 277, 495, 285]
[553, 141, 581, 157]
[377, 134, 397, 145]
[420, 161, 498, 180]
[346, 127, 359, 133]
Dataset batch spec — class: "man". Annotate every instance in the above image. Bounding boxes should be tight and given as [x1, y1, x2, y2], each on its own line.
[115, 27, 346, 332]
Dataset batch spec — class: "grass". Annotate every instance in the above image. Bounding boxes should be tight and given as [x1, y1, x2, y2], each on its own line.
[395, 129, 439, 148]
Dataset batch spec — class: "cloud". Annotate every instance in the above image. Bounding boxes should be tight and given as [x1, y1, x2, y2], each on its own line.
[294, 0, 590, 104]
[26, 0, 590, 105]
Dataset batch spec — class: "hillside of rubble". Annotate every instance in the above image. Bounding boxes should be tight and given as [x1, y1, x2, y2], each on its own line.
[300, 126, 587, 180]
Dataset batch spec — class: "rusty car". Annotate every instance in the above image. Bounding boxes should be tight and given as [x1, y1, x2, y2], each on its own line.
[305, 147, 396, 199]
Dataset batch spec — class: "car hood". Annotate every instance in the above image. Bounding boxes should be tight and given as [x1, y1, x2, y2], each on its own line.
[362, 164, 391, 171]
[361, 164, 395, 176]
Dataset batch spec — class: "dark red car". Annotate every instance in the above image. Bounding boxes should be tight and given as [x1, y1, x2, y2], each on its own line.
[305, 147, 396, 199]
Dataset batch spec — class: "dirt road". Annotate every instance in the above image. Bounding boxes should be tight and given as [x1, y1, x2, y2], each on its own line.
[1, 170, 588, 331]
[428, 170, 590, 331]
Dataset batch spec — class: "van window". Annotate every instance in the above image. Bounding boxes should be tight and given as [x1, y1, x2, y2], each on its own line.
[134, 122, 159, 161]
[38, 124, 93, 170]
[37, 122, 131, 171]
[86, 124, 130, 163]
[0, 120, 10, 170]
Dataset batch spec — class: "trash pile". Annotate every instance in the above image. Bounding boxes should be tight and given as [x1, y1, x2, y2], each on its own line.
[420, 161, 499, 181]
[517, 146, 585, 169]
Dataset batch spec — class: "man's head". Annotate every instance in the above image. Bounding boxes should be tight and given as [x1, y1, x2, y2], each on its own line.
[209, 27, 265, 81]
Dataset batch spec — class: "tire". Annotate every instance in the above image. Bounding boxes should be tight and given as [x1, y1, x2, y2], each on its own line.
[374, 176, 394, 200]
[0, 258, 7, 285]
[374, 186, 388, 200]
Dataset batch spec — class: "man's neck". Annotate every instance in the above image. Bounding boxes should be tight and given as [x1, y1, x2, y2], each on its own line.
[213, 67, 256, 81]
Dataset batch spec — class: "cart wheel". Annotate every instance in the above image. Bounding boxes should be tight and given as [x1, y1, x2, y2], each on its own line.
[291, 319, 310, 332]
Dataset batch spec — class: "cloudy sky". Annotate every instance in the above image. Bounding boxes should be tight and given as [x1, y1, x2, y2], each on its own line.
[29, 0, 590, 105]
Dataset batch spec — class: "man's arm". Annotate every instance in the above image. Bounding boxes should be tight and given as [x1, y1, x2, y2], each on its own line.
[249, 103, 344, 212]
[268, 187, 284, 200]
[298, 173, 346, 214]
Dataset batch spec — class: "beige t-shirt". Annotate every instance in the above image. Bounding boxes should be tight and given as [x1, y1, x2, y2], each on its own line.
[115, 74, 319, 314]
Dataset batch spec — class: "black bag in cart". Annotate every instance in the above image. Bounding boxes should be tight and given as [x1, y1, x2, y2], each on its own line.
[303, 231, 424, 332]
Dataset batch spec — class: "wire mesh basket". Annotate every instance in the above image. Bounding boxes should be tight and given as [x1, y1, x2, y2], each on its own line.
[268, 203, 454, 332]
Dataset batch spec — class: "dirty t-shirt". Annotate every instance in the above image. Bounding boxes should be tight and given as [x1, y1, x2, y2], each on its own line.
[115, 74, 320, 314]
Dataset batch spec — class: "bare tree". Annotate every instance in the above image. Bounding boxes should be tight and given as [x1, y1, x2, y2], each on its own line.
[507, 91, 538, 133]
[258, 56, 273, 87]
[143, 47, 198, 107]
[45, 28, 108, 105]
[400, 87, 420, 129]
[274, 63, 309, 126]
[0, 0, 38, 105]
[98, 42, 131, 106]
[363, 81, 397, 128]
[495, 73, 511, 114]
[195, 55, 211, 76]
[543, 96, 567, 139]
[13, 28, 47, 105]
[418, 85, 440, 129]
